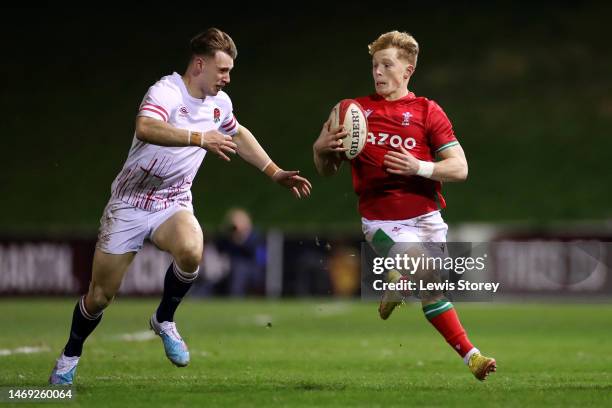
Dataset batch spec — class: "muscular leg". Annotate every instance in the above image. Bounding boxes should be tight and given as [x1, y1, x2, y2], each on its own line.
[403, 241, 495, 379]
[63, 249, 135, 357]
[409, 246, 497, 378]
[145, 210, 202, 367]
[152, 210, 203, 322]
[86, 249, 136, 313]
[371, 218, 496, 380]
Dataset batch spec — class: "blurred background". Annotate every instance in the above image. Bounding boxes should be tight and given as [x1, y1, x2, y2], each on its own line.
[1, 4, 611, 298]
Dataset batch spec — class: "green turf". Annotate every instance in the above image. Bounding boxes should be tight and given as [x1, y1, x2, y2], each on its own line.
[0, 299, 611, 407]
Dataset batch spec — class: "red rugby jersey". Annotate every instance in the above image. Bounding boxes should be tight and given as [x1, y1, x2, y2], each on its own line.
[351, 92, 459, 220]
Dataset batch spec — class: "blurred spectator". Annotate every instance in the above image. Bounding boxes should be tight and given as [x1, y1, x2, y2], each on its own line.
[195, 208, 266, 296]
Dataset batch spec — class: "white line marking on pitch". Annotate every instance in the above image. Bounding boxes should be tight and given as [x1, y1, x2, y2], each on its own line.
[314, 302, 351, 317]
[110, 331, 156, 342]
[0, 346, 50, 356]
[253, 314, 273, 326]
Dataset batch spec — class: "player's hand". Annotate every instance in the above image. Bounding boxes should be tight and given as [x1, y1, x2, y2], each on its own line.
[272, 170, 313, 199]
[202, 130, 238, 161]
[313, 119, 348, 156]
[383, 145, 420, 176]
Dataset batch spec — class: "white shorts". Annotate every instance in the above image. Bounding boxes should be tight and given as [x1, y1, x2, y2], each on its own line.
[96, 198, 194, 255]
[362, 210, 448, 257]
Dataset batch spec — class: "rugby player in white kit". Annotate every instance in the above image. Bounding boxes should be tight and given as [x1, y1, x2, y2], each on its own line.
[50, 28, 312, 385]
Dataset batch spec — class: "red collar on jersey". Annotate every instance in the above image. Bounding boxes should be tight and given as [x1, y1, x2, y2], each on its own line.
[371, 92, 416, 102]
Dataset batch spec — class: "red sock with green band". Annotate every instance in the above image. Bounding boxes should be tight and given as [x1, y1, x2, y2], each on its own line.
[423, 300, 476, 361]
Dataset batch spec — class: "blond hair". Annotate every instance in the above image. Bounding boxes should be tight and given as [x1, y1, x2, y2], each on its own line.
[190, 27, 237, 59]
[368, 31, 419, 66]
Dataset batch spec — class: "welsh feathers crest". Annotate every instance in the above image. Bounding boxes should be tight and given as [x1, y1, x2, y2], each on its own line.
[401, 111, 412, 126]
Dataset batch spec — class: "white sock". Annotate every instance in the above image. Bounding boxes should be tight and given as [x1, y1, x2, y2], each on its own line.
[463, 347, 480, 365]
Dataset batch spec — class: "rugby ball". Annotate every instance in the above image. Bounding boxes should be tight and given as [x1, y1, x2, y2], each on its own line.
[329, 99, 368, 160]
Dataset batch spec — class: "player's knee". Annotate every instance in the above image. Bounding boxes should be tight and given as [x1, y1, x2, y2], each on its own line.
[89, 285, 116, 312]
[174, 241, 202, 272]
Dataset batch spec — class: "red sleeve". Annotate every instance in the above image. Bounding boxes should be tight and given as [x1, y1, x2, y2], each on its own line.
[426, 100, 459, 153]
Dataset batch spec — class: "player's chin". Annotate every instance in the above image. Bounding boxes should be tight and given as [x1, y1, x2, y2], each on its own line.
[375, 86, 389, 97]
[211, 86, 224, 95]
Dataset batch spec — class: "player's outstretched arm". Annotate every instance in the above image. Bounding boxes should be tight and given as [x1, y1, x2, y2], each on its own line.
[233, 125, 312, 199]
[134, 117, 237, 161]
[432, 145, 468, 181]
[383, 144, 468, 182]
[313, 119, 348, 177]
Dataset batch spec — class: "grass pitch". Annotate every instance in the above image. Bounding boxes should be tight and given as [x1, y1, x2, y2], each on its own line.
[1, 298, 611, 407]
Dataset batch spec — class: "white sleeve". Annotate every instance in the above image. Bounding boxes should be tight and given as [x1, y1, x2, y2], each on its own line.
[218, 94, 240, 136]
[137, 81, 178, 122]
[219, 113, 239, 136]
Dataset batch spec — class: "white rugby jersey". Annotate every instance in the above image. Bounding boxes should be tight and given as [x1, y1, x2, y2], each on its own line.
[110, 72, 239, 211]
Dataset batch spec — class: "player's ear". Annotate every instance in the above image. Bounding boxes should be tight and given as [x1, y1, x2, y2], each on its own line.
[404, 64, 414, 79]
[193, 56, 206, 73]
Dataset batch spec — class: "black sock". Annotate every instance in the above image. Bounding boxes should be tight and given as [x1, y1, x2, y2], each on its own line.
[156, 262, 199, 323]
[63, 296, 102, 357]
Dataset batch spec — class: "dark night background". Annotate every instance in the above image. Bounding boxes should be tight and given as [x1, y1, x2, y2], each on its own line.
[2, 4, 610, 234]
